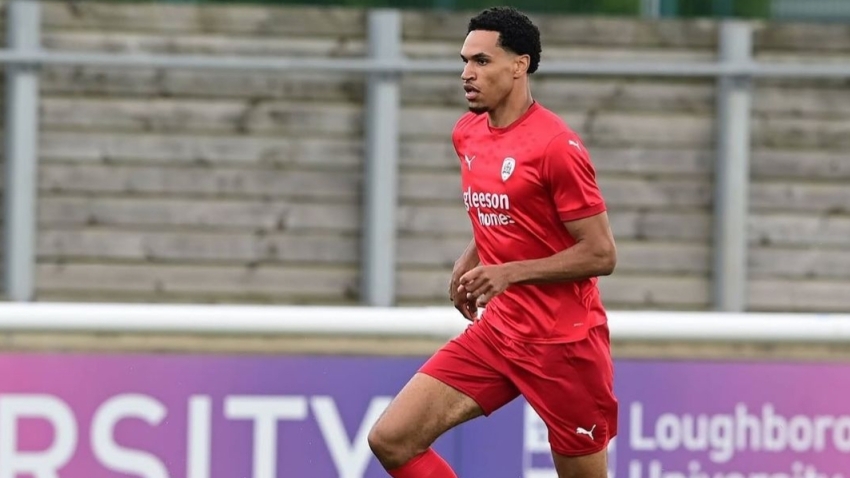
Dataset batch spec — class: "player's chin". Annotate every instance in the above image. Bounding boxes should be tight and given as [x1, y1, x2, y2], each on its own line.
[467, 102, 489, 115]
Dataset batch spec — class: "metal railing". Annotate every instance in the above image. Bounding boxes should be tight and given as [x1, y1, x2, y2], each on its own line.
[2, 302, 850, 343]
[4, 0, 850, 310]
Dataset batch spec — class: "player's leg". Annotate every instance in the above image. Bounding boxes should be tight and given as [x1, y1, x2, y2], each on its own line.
[368, 323, 519, 476]
[367, 372, 480, 474]
[552, 449, 608, 478]
[511, 323, 618, 478]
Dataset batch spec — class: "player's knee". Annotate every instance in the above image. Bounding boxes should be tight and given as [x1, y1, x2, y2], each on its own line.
[367, 419, 412, 465]
[366, 421, 388, 455]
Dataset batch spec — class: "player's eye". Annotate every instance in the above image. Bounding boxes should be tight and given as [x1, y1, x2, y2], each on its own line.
[477, 59, 488, 65]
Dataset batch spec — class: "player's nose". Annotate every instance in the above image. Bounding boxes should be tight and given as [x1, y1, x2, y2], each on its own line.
[461, 64, 475, 81]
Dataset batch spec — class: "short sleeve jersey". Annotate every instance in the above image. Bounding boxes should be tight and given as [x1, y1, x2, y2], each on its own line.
[452, 102, 608, 343]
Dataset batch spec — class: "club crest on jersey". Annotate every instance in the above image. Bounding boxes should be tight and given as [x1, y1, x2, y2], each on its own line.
[500, 157, 516, 181]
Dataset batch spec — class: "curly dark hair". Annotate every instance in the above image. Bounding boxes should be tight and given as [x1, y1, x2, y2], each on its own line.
[467, 6, 542, 74]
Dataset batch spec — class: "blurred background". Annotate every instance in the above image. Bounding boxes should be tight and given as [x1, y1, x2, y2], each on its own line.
[0, 0, 849, 477]
[159, 0, 850, 21]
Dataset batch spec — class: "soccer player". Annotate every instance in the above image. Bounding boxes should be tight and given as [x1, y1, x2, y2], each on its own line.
[368, 6, 618, 478]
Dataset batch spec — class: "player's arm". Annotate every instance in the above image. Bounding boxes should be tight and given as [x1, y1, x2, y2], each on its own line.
[503, 212, 616, 284]
[513, 130, 616, 283]
[453, 239, 479, 272]
[450, 239, 480, 321]
[459, 215, 616, 303]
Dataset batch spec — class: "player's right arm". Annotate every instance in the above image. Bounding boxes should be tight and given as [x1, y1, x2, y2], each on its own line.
[449, 115, 480, 321]
[450, 239, 480, 321]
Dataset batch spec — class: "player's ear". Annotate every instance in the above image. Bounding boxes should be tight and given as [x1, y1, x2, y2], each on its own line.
[514, 54, 530, 78]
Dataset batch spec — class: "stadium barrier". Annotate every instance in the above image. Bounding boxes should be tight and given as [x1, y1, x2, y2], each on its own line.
[0, 302, 849, 343]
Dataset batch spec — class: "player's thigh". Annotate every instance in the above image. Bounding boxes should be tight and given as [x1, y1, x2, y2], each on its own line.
[371, 324, 519, 447]
[552, 448, 608, 478]
[370, 372, 481, 449]
[515, 324, 618, 460]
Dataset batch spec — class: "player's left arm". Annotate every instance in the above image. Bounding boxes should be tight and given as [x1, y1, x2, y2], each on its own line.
[460, 213, 616, 303]
[504, 211, 617, 284]
[459, 132, 616, 304]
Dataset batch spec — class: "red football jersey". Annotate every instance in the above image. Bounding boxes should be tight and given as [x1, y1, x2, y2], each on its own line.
[452, 102, 608, 343]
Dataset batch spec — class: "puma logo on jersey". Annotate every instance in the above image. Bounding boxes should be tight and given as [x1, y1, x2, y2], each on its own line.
[464, 155, 475, 170]
[576, 424, 596, 440]
[569, 140, 581, 150]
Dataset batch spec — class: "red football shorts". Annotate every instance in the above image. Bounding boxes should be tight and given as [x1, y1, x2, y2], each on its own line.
[418, 318, 618, 456]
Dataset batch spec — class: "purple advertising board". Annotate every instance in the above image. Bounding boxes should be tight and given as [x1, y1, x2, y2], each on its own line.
[0, 354, 847, 478]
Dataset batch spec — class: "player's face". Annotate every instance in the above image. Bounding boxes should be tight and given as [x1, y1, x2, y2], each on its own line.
[460, 30, 521, 114]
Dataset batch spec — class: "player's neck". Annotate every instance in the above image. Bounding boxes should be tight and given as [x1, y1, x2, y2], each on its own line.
[488, 88, 534, 129]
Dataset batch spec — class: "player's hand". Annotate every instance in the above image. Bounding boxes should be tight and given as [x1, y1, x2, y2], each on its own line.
[450, 262, 479, 321]
[459, 264, 512, 307]
[453, 284, 479, 322]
